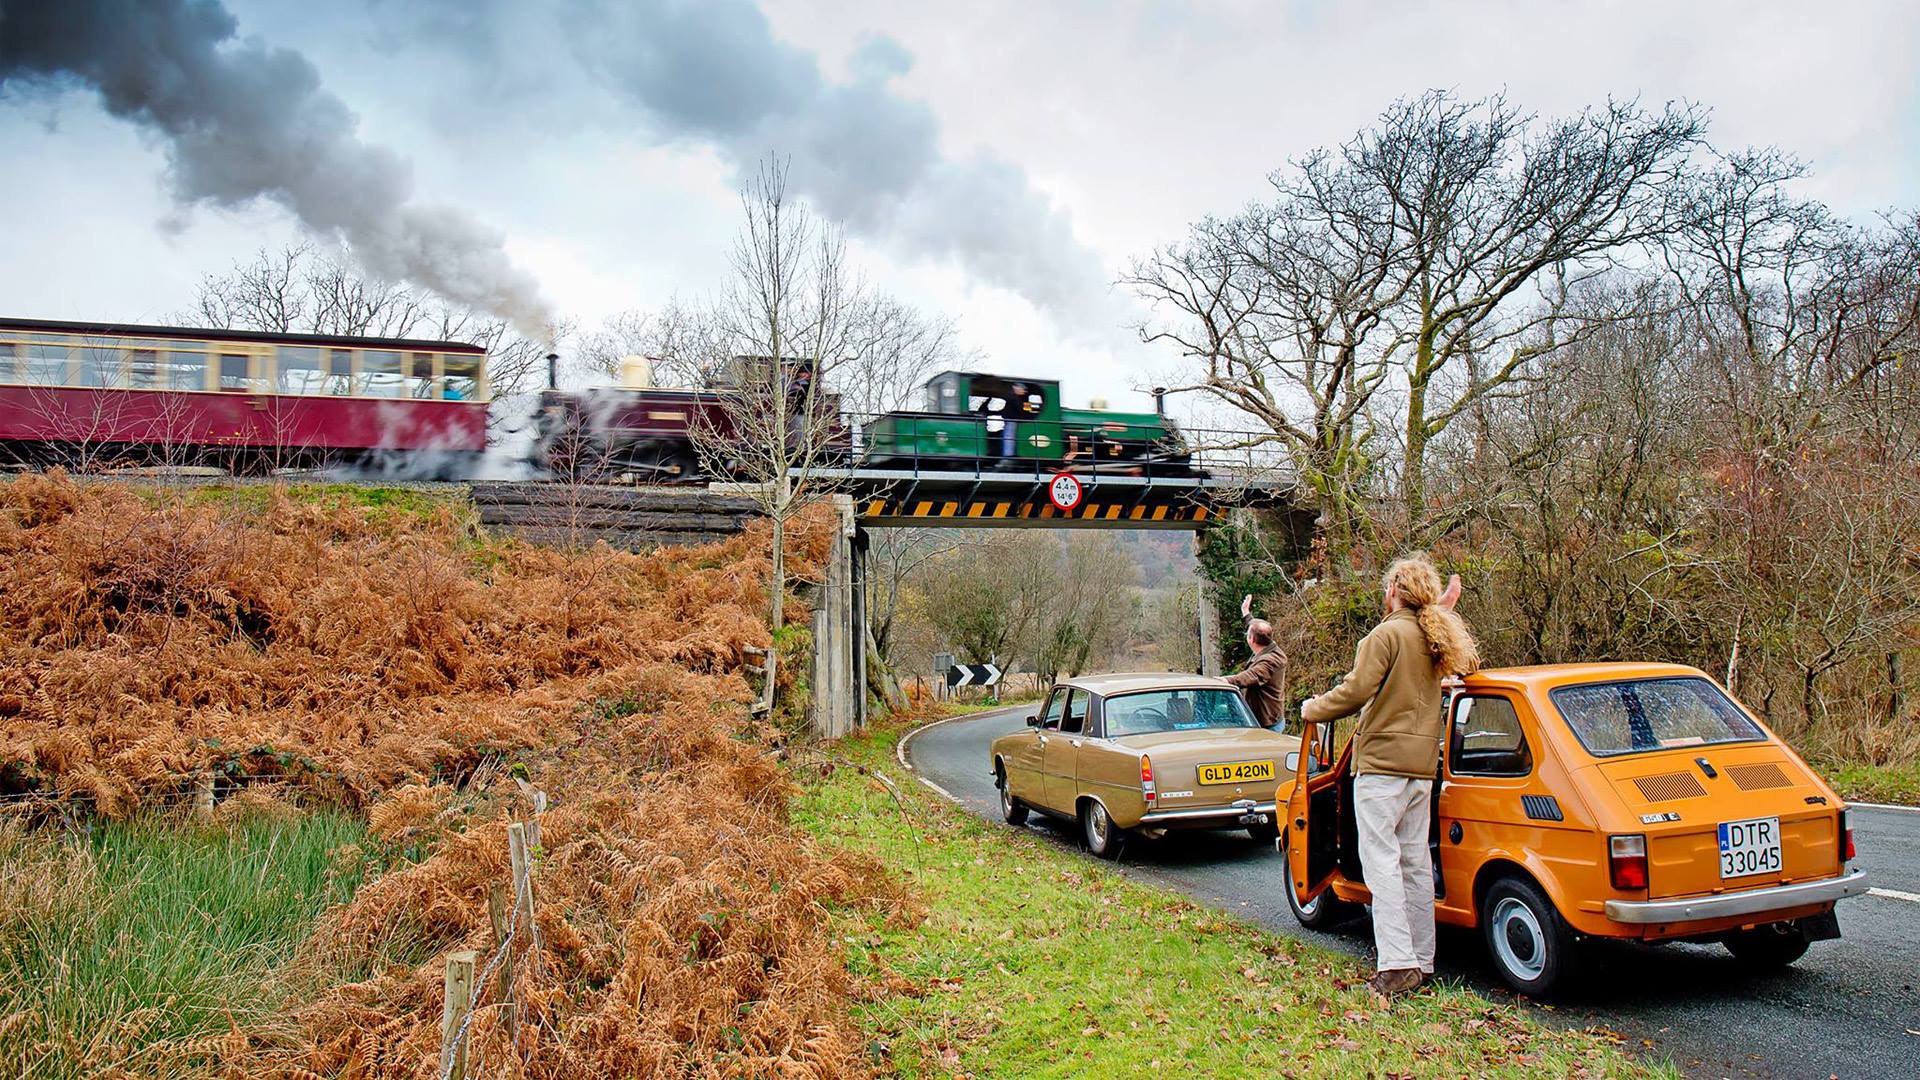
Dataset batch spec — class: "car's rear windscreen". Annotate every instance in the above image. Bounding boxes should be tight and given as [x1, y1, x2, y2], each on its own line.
[1104, 688, 1257, 738]
[1549, 676, 1765, 757]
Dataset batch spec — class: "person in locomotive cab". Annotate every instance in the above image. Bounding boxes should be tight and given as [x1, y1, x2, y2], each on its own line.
[1301, 555, 1476, 999]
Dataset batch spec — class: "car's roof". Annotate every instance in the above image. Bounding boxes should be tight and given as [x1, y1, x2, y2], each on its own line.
[1058, 671, 1235, 695]
[1459, 662, 1710, 692]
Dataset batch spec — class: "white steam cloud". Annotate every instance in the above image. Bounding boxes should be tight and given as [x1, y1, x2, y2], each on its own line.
[0, 0, 554, 340]
[568, 0, 1116, 329]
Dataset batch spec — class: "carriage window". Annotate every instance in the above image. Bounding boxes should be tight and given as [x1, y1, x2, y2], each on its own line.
[167, 347, 208, 391]
[324, 349, 354, 395]
[277, 346, 327, 394]
[128, 349, 160, 389]
[443, 354, 481, 401]
[408, 352, 437, 399]
[218, 353, 254, 392]
[0, 341, 17, 383]
[78, 341, 122, 387]
[359, 350, 404, 397]
[1449, 695, 1532, 777]
[22, 336, 70, 385]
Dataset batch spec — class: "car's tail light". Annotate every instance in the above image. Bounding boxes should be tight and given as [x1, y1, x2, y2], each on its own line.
[1609, 833, 1648, 890]
[1141, 755, 1156, 804]
[1840, 810, 1855, 862]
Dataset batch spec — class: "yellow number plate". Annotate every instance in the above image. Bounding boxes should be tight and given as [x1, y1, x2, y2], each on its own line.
[1197, 760, 1274, 785]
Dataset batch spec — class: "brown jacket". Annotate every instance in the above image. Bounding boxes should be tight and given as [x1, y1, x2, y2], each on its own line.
[1301, 608, 1445, 778]
[1224, 647, 1288, 730]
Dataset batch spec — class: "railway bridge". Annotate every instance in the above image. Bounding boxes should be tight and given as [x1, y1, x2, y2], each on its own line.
[474, 447, 1303, 737]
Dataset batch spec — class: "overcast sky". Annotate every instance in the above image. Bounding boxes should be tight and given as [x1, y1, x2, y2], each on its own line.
[3, 0, 1916, 410]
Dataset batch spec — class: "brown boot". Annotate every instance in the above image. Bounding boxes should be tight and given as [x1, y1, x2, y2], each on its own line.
[1367, 968, 1424, 1000]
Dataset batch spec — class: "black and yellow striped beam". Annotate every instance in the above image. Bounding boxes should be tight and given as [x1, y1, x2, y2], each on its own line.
[859, 494, 1218, 528]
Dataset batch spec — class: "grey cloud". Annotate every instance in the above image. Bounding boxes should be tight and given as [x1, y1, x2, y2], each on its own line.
[571, 0, 1114, 329]
[0, 0, 553, 338]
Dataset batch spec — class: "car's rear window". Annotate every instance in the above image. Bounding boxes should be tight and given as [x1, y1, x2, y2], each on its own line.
[1549, 676, 1765, 757]
[1104, 689, 1257, 738]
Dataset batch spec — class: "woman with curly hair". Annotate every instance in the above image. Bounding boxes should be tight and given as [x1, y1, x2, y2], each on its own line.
[1302, 553, 1479, 999]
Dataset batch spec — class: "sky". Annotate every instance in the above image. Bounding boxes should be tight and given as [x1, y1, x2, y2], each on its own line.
[2, 0, 1917, 412]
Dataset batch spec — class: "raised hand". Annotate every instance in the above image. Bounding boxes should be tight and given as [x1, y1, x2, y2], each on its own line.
[1240, 593, 1253, 619]
[1439, 574, 1462, 610]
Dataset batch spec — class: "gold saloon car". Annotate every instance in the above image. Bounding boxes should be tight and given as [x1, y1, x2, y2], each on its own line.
[990, 673, 1301, 857]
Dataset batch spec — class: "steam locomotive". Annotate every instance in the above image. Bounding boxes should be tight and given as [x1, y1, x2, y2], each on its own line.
[532, 359, 1198, 481]
[0, 318, 1196, 479]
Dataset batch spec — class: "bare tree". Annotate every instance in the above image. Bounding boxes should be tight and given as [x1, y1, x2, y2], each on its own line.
[1133, 91, 1705, 546]
[655, 160, 953, 635]
[183, 245, 550, 398]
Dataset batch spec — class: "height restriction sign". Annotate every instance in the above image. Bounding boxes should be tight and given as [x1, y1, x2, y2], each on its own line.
[1048, 472, 1083, 511]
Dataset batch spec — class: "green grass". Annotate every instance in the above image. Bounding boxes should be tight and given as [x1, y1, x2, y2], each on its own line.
[0, 809, 369, 1079]
[1819, 759, 1920, 806]
[797, 727, 1669, 1079]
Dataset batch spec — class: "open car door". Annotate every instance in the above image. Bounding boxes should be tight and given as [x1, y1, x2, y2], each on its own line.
[1284, 716, 1347, 908]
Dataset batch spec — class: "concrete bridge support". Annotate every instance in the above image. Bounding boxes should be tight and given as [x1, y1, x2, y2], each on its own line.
[805, 496, 863, 739]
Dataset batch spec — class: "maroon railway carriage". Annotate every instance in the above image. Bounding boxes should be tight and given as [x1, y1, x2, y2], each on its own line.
[0, 318, 488, 473]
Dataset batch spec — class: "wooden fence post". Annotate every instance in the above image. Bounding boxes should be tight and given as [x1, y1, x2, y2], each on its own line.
[507, 822, 534, 928]
[440, 949, 477, 1080]
[488, 883, 518, 1045]
[193, 770, 215, 820]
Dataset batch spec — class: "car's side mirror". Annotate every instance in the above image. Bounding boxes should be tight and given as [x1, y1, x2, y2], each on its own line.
[1025, 715, 1040, 727]
[1284, 751, 1300, 773]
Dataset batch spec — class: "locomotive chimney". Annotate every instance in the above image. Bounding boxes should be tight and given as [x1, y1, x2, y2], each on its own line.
[546, 352, 560, 390]
[1152, 386, 1167, 416]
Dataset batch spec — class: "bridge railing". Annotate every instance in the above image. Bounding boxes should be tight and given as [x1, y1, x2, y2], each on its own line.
[825, 413, 1293, 486]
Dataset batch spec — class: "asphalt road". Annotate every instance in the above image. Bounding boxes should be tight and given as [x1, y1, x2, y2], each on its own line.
[906, 708, 1920, 1080]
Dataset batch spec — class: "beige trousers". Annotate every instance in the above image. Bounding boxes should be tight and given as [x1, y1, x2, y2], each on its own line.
[1353, 773, 1437, 973]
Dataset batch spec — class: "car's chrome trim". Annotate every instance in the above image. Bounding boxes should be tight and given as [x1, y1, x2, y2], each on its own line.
[1139, 800, 1276, 824]
[1602, 868, 1869, 923]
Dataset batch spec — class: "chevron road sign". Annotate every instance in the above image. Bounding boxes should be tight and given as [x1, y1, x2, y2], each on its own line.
[945, 662, 1002, 688]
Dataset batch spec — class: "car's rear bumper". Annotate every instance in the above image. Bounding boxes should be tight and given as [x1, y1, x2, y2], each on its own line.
[1602, 868, 1869, 924]
[1138, 799, 1276, 826]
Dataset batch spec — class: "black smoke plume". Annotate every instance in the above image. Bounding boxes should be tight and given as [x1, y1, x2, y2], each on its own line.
[0, 0, 553, 338]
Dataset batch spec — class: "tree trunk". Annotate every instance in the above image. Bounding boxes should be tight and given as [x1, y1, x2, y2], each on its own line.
[1889, 650, 1906, 722]
[769, 512, 786, 631]
[1403, 374, 1430, 538]
[864, 622, 907, 713]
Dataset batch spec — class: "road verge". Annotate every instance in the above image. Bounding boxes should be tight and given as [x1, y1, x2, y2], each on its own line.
[798, 719, 1674, 1078]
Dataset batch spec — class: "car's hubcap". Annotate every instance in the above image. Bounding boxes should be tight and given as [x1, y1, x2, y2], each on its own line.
[999, 781, 1012, 815]
[1491, 897, 1547, 981]
[1087, 804, 1109, 847]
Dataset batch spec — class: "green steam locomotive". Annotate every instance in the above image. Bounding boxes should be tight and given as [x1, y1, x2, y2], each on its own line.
[865, 371, 1194, 475]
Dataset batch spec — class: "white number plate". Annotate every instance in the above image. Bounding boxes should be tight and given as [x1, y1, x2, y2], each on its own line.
[1717, 816, 1782, 879]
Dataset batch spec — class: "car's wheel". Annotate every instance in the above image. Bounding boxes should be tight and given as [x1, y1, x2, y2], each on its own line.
[1725, 922, 1810, 970]
[1081, 799, 1123, 859]
[996, 764, 1028, 826]
[1280, 829, 1359, 928]
[1481, 875, 1579, 996]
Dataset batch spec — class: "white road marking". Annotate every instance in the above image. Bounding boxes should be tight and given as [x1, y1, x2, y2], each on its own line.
[916, 775, 961, 804]
[1847, 801, 1920, 813]
[1867, 887, 1920, 904]
[895, 705, 1020, 807]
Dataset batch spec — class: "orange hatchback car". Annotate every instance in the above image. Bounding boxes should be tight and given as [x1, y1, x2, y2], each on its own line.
[1279, 663, 1870, 995]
